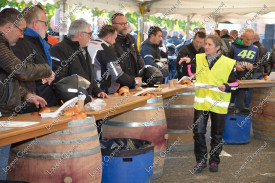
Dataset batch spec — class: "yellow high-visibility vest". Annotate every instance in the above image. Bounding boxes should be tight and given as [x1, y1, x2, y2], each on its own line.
[194, 53, 236, 114]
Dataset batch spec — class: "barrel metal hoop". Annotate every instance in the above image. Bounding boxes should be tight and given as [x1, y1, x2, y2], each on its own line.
[51, 126, 97, 135]
[252, 91, 275, 95]
[68, 117, 95, 127]
[10, 146, 101, 159]
[26, 135, 98, 145]
[177, 92, 195, 96]
[169, 146, 194, 151]
[167, 105, 194, 109]
[133, 105, 163, 111]
[147, 96, 163, 104]
[251, 97, 275, 102]
[104, 119, 166, 127]
[254, 133, 275, 141]
[252, 126, 275, 132]
[168, 129, 193, 133]
[168, 142, 194, 146]
[252, 120, 275, 126]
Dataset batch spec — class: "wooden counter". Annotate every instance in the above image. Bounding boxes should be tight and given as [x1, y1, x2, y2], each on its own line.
[86, 95, 150, 120]
[238, 80, 275, 88]
[0, 114, 72, 146]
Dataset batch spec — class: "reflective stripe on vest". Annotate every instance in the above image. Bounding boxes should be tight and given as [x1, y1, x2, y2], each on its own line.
[194, 53, 236, 114]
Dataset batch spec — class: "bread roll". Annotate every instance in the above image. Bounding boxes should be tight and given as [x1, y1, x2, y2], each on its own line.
[40, 107, 51, 113]
[79, 112, 87, 119]
[63, 109, 74, 116]
[73, 106, 81, 113]
[31, 112, 40, 116]
[181, 79, 193, 86]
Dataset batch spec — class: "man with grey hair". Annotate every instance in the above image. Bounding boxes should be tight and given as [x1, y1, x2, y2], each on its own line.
[92, 17, 106, 39]
[12, 4, 58, 113]
[228, 28, 259, 108]
[50, 19, 108, 102]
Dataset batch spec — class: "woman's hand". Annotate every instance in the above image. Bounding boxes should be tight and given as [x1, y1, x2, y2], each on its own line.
[218, 85, 225, 92]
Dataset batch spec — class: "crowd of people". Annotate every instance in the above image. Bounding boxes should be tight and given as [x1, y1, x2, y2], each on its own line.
[1, 4, 275, 177]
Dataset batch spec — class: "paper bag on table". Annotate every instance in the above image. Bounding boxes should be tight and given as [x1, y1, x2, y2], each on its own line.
[85, 99, 107, 111]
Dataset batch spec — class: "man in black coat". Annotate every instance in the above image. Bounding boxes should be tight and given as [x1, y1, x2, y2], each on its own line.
[111, 13, 145, 78]
[50, 19, 107, 102]
[12, 5, 57, 113]
[88, 25, 142, 94]
[176, 31, 206, 79]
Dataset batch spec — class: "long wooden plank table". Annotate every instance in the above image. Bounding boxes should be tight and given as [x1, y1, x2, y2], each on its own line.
[238, 80, 275, 88]
[0, 114, 72, 146]
[0, 95, 150, 146]
[129, 80, 275, 99]
[130, 85, 195, 99]
[86, 95, 150, 120]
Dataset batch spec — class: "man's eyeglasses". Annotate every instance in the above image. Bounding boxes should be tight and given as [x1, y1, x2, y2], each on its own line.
[13, 24, 24, 35]
[82, 32, 93, 37]
[113, 22, 129, 26]
[37, 20, 48, 26]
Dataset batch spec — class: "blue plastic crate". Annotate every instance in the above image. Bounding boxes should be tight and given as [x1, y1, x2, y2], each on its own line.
[223, 109, 251, 144]
[101, 138, 154, 183]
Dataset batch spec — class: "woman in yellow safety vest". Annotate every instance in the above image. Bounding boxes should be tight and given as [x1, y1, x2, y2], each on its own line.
[192, 35, 238, 173]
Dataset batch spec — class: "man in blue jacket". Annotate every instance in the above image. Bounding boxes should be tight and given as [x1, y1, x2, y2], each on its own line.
[140, 26, 169, 78]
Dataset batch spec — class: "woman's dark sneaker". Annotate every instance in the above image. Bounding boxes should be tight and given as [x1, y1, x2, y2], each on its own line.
[209, 162, 218, 172]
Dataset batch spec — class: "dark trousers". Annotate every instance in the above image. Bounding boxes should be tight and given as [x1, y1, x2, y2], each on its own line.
[193, 109, 226, 165]
[234, 88, 247, 109]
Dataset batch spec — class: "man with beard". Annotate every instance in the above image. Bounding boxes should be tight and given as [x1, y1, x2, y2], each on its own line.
[140, 26, 169, 77]
[12, 5, 58, 113]
[111, 13, 145, 79]
[88, 25, 142, 94]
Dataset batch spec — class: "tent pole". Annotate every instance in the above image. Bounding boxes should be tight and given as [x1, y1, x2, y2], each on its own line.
[186, 15, 190, 39]
[59, 0, 69, 41]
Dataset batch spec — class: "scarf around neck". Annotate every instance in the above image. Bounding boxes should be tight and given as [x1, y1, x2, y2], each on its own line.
[24, 27, 52, 68]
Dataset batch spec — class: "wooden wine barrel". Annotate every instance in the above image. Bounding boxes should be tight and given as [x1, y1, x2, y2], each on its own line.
[7, 117, 102, 183]
[164, 92, 195, 151]
[250, 87, 275, 141]
[102, 96, 168, 179]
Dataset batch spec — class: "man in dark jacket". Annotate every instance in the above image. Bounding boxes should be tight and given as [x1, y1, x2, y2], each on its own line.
[220, 29, 231, 56]
[140, 26, 169, 78]
[267, 46, 275, 75]
[176, 31, 206, 79]
[11, 5, 58, 113]
[0, 8, 52, 116]
[244, 32, 269, 108]
[50, 19, 107, 101]
[88, 25, 142, 94]
[253, 32, 268, 76]
[228, 29, 259, 109]
[167, 31, 182, 46]
[112, 13, 145, 78]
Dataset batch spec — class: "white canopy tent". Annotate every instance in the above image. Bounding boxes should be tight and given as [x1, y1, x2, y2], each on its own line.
[14, 0, 275, 21]
[11, 0, 275, 37]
